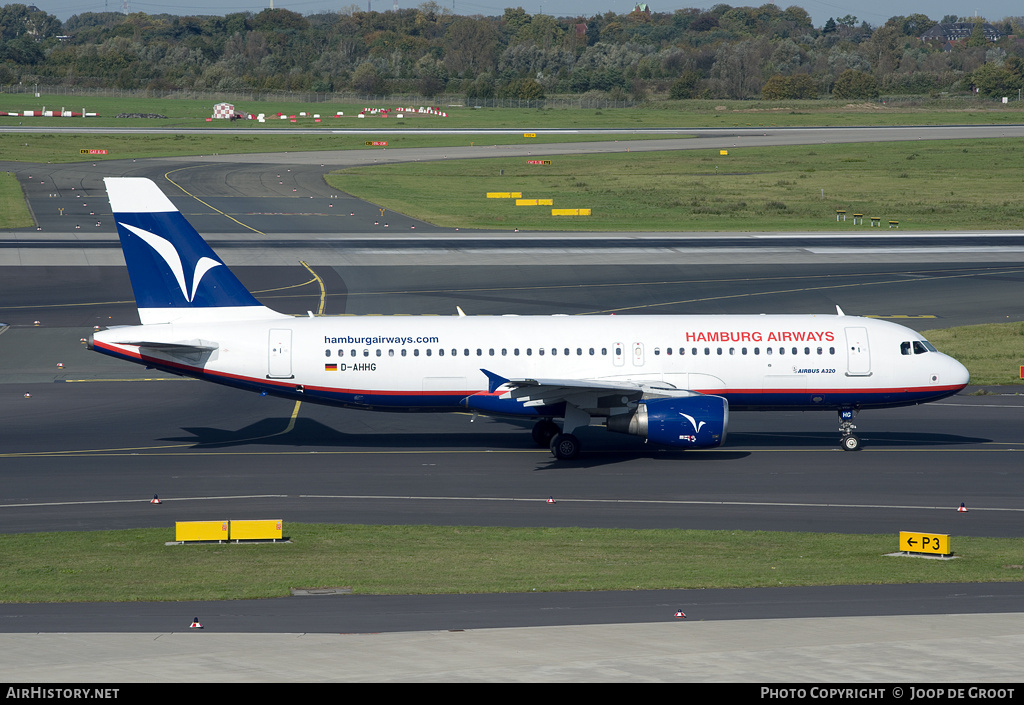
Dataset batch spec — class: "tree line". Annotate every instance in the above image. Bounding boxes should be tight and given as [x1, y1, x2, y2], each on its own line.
[1, 2, 1023, 101]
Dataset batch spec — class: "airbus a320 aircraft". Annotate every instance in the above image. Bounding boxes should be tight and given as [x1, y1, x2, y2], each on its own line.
[89, 178, 970, 459]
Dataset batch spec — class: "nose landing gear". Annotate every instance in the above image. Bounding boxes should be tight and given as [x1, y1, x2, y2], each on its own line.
[839, 409, 860, 451]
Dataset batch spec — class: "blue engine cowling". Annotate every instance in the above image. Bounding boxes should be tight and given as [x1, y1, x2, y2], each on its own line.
[606, 395, 728, 449]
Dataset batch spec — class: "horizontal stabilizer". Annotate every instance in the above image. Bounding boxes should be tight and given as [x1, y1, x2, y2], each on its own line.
[119, 341, 218, 354]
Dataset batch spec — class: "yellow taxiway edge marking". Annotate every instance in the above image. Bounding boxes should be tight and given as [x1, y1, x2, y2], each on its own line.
[61, 378, 195, 383]
[582, 269, 1024, 315]
[3, 402, 303, 458]
[163, 166, 267, 235]
[299, 262, 327, 315]
[5, 446, 1023, 460]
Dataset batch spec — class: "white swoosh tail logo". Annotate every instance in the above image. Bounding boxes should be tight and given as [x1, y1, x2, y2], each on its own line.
[680, 412, 706, 433]
[120, 222, 221, 303]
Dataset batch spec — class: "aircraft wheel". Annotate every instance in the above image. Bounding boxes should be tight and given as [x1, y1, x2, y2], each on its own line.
[841, 434, 861, 451]
[550, 433, 581, 460]
[532, 419, 560, 447]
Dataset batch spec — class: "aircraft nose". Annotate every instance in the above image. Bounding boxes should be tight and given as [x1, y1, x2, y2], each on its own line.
[947, 355, 970, 388]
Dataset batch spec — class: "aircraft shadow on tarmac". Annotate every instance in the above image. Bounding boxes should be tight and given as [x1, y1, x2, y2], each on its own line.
[729, 431, 990, 448]
[158, 419, 987, 458]
[157, 415, 741, 455]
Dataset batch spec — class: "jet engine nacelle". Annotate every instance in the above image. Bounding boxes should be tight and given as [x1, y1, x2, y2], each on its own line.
[607, 395, 728, 449]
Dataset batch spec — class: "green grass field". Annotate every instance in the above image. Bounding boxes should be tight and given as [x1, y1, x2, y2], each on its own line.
[0, 172, 32, 228]
[3, 94, 1024, 129]
[925, 321, 1024, 386]
[0, 130, 678, 164]
[3, 524, 1022, 603]
[326, 138, 1024, 231]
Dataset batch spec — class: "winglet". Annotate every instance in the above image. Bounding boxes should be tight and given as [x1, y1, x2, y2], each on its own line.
[480, 369, 509, 394]
[456, 306, 466, 317]
[836, 305, 846, 316]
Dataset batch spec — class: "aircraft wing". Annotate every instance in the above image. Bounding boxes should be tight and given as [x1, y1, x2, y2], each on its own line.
[480, 369, 698, 412]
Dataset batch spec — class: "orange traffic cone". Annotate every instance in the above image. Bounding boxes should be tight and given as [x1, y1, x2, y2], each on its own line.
[151, 495, 162, 505]
[547, 496, 555, 504]
[190, 618, 203, 629]
[674, 609, 686, 619]
[957, 503, 968, 513]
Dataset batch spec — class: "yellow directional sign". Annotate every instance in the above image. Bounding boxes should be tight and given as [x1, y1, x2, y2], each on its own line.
[899, 531, 951, 555]
[523, 133, 537, 138]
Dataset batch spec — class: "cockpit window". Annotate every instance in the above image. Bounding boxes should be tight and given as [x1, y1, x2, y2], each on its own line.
[902, 340, 936, 355]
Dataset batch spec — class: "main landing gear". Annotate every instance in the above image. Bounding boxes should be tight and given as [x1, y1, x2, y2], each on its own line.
[550, 433, 581, 460]
[531, 419, 559, 447]
[839, 409, 861, 451]
[532, 418, 582, 460]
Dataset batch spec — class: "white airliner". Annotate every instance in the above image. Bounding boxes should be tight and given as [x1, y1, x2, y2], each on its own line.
[89, 178, 970, 459]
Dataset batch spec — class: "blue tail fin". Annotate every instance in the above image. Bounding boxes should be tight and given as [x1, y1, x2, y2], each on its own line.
[105, 178, 285, 324]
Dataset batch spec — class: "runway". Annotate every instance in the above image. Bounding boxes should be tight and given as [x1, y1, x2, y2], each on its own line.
[1, 126, 1023, 681]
